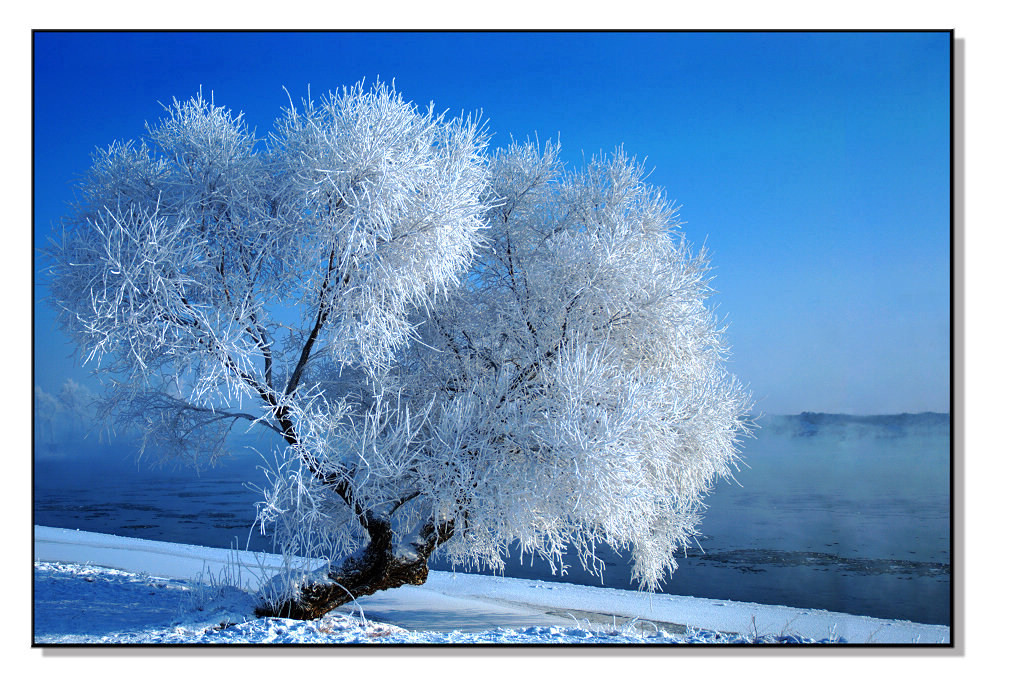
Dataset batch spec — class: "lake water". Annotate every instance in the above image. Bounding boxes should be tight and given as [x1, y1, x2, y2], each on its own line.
[33, 413, 951, 626]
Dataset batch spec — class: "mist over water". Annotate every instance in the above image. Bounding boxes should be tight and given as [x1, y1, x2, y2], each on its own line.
[33, 413, 951, 625]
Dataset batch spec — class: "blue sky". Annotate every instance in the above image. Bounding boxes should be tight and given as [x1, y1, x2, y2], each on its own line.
[33, 30, 951, 415]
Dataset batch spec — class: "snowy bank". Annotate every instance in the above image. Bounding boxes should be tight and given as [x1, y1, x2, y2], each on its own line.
[33, 526, 950, 645]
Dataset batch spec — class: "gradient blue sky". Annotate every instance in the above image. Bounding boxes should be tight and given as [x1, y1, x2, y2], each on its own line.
[32, 30, 951, 415]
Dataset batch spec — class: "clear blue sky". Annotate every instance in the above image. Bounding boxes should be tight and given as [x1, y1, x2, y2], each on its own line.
[33, 31, 950, 415]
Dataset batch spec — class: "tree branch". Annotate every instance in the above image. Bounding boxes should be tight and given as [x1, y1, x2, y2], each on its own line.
[285, 248, 339, 397]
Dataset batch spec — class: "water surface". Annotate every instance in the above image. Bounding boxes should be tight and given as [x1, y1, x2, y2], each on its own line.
[33, 413, 951, 625]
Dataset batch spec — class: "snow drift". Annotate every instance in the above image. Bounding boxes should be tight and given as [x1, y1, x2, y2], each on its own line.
[34, 526, 949, 644]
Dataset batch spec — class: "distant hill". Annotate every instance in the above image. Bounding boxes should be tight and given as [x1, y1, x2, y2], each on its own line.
[759, 412, 950, 439]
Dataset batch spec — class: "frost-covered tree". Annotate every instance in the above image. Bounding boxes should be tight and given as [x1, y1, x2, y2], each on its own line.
[46, 82, 751, 620]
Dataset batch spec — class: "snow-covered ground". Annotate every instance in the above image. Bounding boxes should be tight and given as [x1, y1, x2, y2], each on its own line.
[33, 526, 949, 645]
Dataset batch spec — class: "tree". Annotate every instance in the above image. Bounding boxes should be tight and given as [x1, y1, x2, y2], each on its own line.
[46, 82, 751, 620]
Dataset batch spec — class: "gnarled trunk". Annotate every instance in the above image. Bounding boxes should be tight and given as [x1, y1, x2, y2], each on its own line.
[255, 516, 454, 621]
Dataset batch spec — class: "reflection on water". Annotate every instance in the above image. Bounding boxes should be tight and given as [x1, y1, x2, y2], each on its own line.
[33, 413, 951, 625]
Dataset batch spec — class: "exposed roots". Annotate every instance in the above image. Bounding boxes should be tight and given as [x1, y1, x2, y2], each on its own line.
[256, 517, 454, 621]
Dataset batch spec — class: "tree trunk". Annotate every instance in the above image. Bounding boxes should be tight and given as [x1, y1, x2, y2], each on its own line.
[254, 516, 454, 621]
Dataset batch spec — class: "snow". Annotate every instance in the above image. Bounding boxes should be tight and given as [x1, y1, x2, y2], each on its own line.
[33, 526, 949, 645]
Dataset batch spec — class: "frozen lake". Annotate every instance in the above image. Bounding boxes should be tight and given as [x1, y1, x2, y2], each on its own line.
[33, 412, 951, 625]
